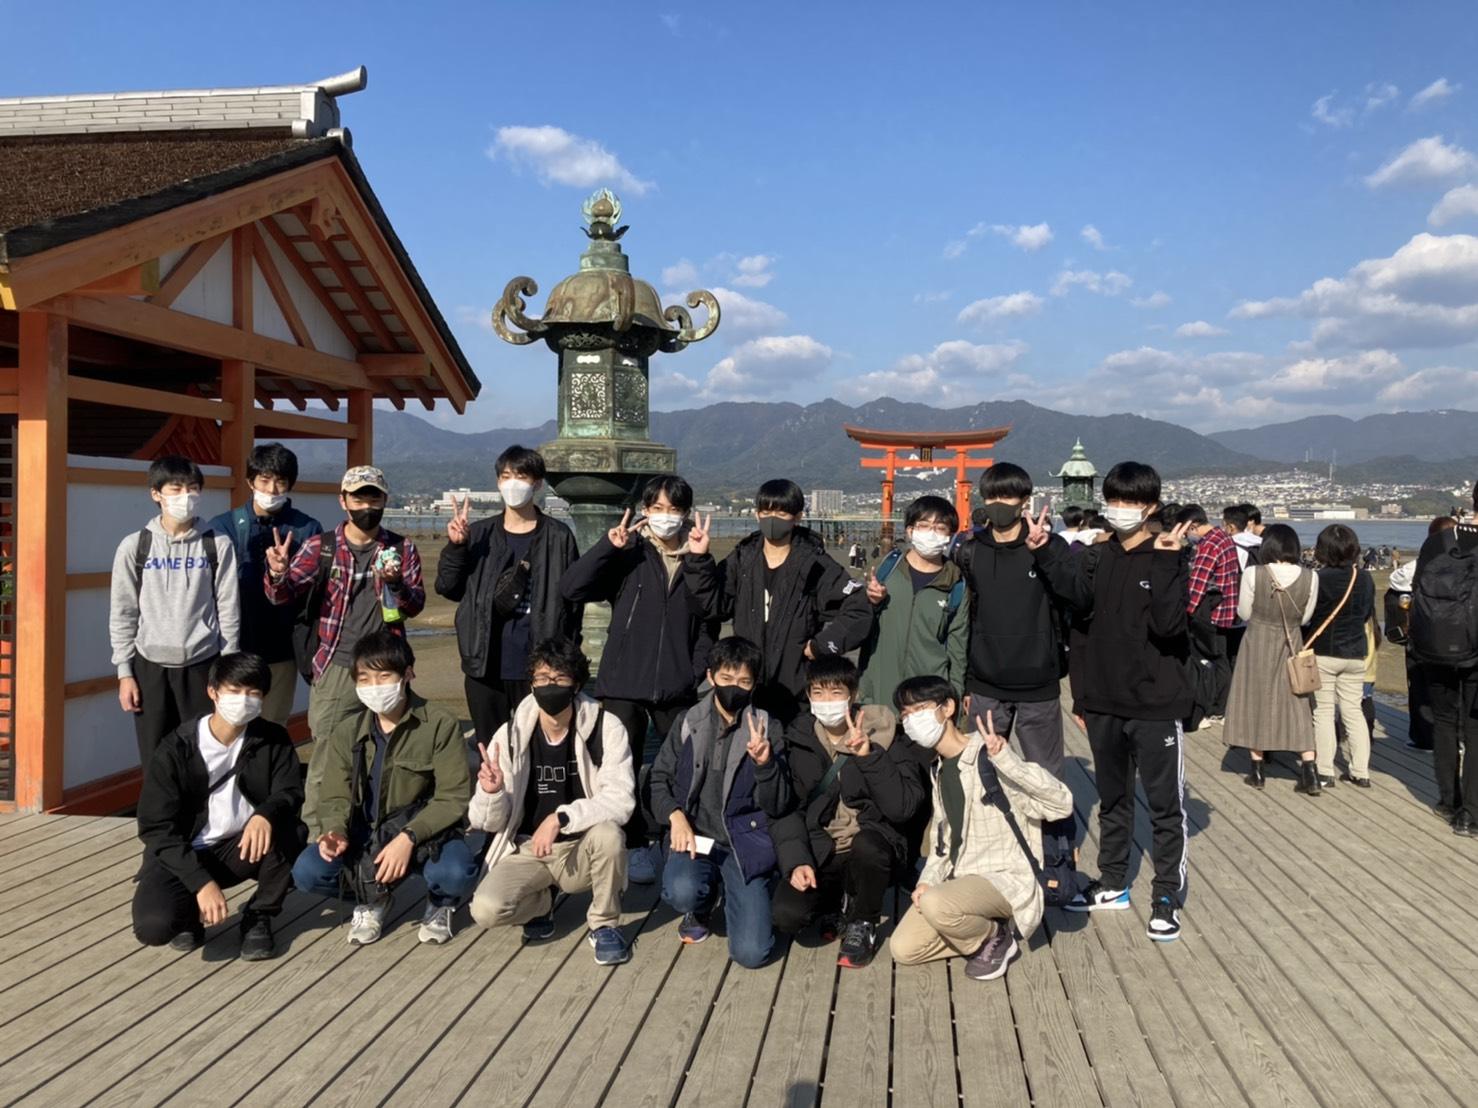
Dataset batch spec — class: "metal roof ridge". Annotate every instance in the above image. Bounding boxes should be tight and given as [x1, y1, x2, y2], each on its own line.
[0, 67, 367, 107]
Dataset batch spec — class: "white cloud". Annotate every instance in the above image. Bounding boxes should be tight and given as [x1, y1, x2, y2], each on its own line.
[651, 368, 700, 406]
[1428, 184, 1478, 226]
[454, 305, 494, 333]
[731, 254, 776, 288]
[1260, 350, 1404, 395]
[705, 287, 788, 338]
[1175, 320, 1229, 338]
[1365, 82, 1400, 111]
[913, 290, 953, 304]
[490, 125, 653, 196]
[702, 335, 833, 399]
[841, 340, 1028, 405]
[957, 291, 1044, 324]
[990, 222, 1054, 252]
[942, 239, 968, 260]
[1378, 364, 1478, 403]
[1365, 135, 1477, 189]
[1051, 269, 1132, 297]
[1081, 224, 1108, 250]
[1312, 93, 1354, 129]
[1131, 291, 1172, 309]
[661, 259, 699, 287]
[1410, 77, 1459, 111]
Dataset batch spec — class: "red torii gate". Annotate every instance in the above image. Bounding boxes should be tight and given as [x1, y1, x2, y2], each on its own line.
[845, 423, 1012, 537]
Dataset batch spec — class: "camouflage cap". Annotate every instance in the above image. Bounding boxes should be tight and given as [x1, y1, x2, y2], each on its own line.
[341, 465, 389, 494]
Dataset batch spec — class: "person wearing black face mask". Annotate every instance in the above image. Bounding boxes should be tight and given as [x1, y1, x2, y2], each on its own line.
[685, 478, 873, 724]
[468, 637, 636, 966]
[265, 465, 425, 829]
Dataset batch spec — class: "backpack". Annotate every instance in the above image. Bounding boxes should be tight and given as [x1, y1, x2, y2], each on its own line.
[1183, 588, 1225, 732]
[290, 531, 338, 683]
[875, 548, 967, 643]
[976, 756, 1080, 908]
[1410, 530, 1478, 667]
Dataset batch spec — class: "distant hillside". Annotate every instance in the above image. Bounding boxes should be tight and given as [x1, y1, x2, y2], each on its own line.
[290, 397, 1271, 498]
[1211, 410, 1478, 465]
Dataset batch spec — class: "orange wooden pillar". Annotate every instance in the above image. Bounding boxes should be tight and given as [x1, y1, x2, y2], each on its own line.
[220, 359, 255, 484]
[15, 312, 67, 810]
[880, 447, 897, 542]
[346, 388, 373, 469]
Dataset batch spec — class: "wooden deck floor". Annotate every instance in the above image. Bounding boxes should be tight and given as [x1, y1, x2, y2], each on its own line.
[1, 701, 1474, 1107]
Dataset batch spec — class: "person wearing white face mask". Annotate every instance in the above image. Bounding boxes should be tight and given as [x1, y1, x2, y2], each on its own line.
[437, 444, 581, 748]
[560, 474, 720, 885]
[857, 496, 969, 712]
[293, 630, 477, 947]
[890, 675, 1073, 982]
[207, 443, 322, 726]
[111, 455, 240, 771]
[133, 653, 303, 962]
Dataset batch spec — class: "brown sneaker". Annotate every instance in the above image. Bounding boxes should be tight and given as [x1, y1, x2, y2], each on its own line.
[963, 923, 1018, 981]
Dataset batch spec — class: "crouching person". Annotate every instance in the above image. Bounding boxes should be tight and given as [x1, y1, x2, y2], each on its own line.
[467, 638, 635, 966]
[292, 630, 476, 946]
[133, 652, 303, 961]
[770, 655, 927, 969]
[649, 636, 794, 969]
[889, 677, 1073, 982]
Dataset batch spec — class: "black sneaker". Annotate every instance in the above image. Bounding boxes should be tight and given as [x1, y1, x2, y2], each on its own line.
[1434, 803, 1458, 823]
[1454, 811, 1475, 837]
[816, 913, 843, 944]
[836, 920, 878, 969]
[169, 927, 204, 952]
[963, 923, 1018, 981]
[1146, 896, 1181, 943]
[239, 914, 276, 961]
[522, 911, 556, 943]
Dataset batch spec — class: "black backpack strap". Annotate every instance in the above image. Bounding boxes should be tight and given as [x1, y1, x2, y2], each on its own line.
[207, 760, 242, 795]
[200, 529, 220, 588]
[131, 528, 152, 593]
[977, 754, 1044, 882]
[588, 706, 605, 768]
[807, 755, 845, 806]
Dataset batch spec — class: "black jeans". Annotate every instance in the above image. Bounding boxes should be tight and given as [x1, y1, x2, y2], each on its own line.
[1085, 712, 1187, 903]
[133, 655, 214, 769]
[1407, 652, 1434, 749]
[464, 674, 532, 745]
[603, 694, 696, 847]
[132, 830, 294, 945]
[1422, 664, 1478, 817]
[770, 827, 897, 932]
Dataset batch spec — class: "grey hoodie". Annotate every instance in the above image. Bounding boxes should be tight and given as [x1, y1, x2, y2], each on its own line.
[109, 518, 240, 677]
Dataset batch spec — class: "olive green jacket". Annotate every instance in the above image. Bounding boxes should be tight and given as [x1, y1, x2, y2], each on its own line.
[310, 693, 471, 844]
[857, 559, 969, 708]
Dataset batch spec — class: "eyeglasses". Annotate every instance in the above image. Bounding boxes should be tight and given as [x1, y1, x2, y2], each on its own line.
[530, 677, 576, 688]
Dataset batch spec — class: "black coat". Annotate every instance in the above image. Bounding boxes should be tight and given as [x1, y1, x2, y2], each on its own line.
[559, 531, 719, 703]
[136, 717, 304, 893]
[435, 513, 582, 680]
[683, 528, 873, 699]
[768, 711, 930, 878]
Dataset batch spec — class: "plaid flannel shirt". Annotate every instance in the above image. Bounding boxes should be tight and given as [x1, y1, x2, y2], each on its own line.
[1186, 526, 1241, 628]
[263, 522, 425, 680]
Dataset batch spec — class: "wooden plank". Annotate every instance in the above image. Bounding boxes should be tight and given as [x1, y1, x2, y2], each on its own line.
[346, 388, 373, 469]
[250, 223, 315, 350]
[951, 953, 1033, 1107]
[0, 864, 138, 959]
[63, 675, 117, 700]
[746, 937, 837, 1108]
[0, 812, 109, 863]
[0, 818, 135, 901]
[890, 955, 958, 1108]
[818, 916, 891, 1106]
[676, 951, 785, 1106]
[68, 374, 234, 421]
[300, 207, 398, 354]
[150, 233, 228, 309]
[253, 407, 357, 440]
[362, 352, 432, 378]
[75, 261, 161, 297]
[259, 213, 363, 354]
[0, 812, 80, 848]
[65, 571, 111, 590]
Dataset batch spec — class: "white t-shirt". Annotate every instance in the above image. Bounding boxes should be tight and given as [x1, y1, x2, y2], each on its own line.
[192, 717, 254, 847]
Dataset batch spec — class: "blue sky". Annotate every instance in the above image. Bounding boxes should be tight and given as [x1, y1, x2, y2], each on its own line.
[7, 1, 1478, 432]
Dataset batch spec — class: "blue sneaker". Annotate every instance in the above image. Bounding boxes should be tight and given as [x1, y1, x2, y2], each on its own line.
[678, 912, 710, 944]
[1064, 880, 1130, 912]
[627, 844, 657, 885]
[522, 911, 556, 943]
[1147, 897, 1182, 942]
[588, 926, 631, 965]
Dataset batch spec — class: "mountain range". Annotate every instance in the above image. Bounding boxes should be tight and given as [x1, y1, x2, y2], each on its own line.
[286, 400, 1478, 499]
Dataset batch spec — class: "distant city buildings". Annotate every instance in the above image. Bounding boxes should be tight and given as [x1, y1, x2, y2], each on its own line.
[810, 488, 844, 517]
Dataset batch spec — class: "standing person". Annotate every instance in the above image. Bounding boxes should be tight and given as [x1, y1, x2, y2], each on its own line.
[1177, 504, 1243, 721]
[1223, 504, 1263, 570]
[1409, 484, 1478, 834]
[436, 445, 581, 746]
[1040, 462, 1194, 942]
[649, 637, 794, 969]
[559, 475, 716, 880]
[1221, 525, 1320, 794]
[770, 656, 926, 968]
[848, 541, 861, 570]
[206, 443, 321, 725]
[1304, 525, 1376, 789]
[889, 678, 1073, 982]
[684, 479, 873, 724]
[856, 495, 968, 713]
[263, 465, 425, 828]
[132, 652, 303, 960]
[291, 631, 477, 945]
[1387, 518, 1455, 752]
[111, 455, 240, 769]
[467, 638, 635, 965]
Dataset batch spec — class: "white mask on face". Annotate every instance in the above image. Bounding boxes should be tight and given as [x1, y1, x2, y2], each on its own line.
[903, 709, 946, 749]
[253, 490, 288, 514]
[356, 680, 405, 716]
[810, 699, 850, 728]
[162, 491, 200, 523]
[647, 512, 684, 539]
[499, 479, 537, 509]
[910, 530, 952, 559]
[215, 693, 263, 728]
[1101, 505, 1148, 535]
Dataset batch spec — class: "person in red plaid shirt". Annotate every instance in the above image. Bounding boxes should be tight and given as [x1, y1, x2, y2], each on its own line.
[1177, 505, 1242, 721]
[264, 465, 425, 834]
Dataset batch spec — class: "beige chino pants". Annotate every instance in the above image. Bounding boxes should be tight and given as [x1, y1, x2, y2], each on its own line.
[890, 875, 1014, 965]
[471, 820, 627, 931]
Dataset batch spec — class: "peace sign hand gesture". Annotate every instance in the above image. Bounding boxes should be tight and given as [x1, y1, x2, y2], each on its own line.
[744, 709, 771, 766]
[865, 567, 887, 606]
[476, 742, 504, 794]
[1154, 520, 1192, 552]
[843, 706, 871, 757]
[688, 512, 713, 556]
[265, 527, 294, 577]
[974, 710, 1007, 757]
[1025, 504, 1053, 551]
[447, 495, 472, 545]
[607, 508, 647, 550]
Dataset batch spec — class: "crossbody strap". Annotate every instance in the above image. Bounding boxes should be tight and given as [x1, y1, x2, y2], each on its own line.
[977, 756, 1044, 882]
[807, 754, 846, 806]
[1303, 566, 1358, 652]
[1268, 571, 1302, 659]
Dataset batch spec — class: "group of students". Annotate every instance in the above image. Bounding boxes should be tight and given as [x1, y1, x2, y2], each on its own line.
[120, 438, 1476, 982]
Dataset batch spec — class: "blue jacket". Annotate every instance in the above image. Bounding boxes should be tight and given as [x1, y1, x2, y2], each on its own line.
[206, 501, 322, 662]
[648, 693, 794, 881]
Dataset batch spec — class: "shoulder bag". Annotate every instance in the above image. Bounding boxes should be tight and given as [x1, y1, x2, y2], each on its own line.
[1273, 566, 1355, 696]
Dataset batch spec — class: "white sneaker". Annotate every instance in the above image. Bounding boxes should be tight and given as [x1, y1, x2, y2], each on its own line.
[348, 902, 387, 945]
[418, 903, 455, 945]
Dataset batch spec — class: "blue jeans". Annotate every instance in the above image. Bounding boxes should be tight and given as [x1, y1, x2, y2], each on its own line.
[292, 835, 479, 907]
[661, 845, 777, 968]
